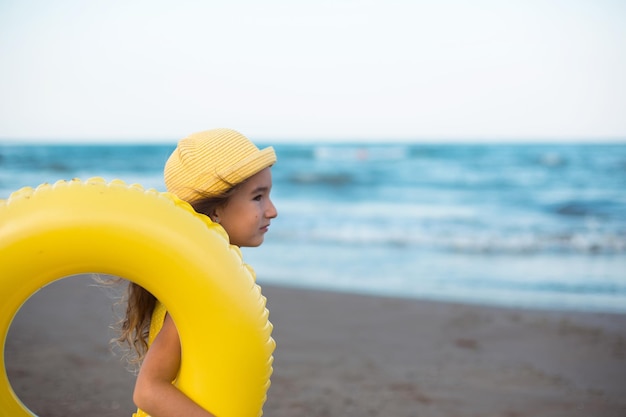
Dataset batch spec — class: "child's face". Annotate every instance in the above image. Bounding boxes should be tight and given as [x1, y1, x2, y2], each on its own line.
[215, 167, 277, 247]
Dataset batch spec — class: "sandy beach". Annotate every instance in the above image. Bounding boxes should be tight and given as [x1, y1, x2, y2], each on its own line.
[5, 275, 626, 417]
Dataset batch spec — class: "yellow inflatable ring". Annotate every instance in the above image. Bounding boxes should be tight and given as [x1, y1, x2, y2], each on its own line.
[0, 177, 275, 417]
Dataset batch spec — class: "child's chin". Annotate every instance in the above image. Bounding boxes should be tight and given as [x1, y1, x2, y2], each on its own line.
[241, 238, 264, 248]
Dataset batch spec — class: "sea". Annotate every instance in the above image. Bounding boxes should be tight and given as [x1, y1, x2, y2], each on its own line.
[1, 142, 625, 314]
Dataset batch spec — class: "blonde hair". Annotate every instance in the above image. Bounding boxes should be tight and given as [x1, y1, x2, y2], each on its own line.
[115, 282, 156, 367]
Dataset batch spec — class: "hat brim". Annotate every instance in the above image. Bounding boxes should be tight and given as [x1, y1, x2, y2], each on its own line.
[219, 146, 277, 187]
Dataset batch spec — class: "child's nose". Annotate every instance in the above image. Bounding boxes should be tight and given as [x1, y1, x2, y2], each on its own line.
[267, 199, 278, 219]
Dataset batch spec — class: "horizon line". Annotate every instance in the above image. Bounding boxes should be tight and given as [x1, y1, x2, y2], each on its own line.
[2, 136, 626, 146]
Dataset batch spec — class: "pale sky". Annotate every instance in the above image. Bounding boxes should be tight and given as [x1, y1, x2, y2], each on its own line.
[1, 0, 625, 143]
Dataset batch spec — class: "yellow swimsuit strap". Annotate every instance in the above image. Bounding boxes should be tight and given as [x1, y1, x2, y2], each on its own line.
[133, 301, 168, 417]
[148, 300, 167, 346]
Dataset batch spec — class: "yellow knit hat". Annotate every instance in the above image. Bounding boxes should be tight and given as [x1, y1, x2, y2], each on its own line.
[164, 128, 276, 203]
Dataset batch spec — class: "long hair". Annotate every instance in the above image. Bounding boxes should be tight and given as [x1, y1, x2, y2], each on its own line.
[115, 282, 157, 368]
[115, 183, 241, 366]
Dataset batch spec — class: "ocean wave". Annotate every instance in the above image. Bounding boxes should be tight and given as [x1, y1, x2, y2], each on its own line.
[269, 226, 626, 255]
[288, 172, 353, 185]
[314, 145, 409, 161]
[451, 275, 626, 295]
[553, 200, 626, 219]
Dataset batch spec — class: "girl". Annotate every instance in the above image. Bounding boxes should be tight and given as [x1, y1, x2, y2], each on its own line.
[117, 128, 278, 417]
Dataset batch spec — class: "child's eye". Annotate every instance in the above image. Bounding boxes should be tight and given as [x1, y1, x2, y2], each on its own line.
[253, 194, 263, 201]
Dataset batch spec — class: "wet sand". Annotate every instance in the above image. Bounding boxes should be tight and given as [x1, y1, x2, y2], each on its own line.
[6, 275, 626, 416]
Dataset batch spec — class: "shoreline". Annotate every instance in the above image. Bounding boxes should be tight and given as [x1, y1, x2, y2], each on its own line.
[6, 275, 626, 416]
